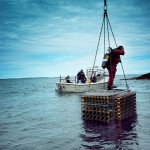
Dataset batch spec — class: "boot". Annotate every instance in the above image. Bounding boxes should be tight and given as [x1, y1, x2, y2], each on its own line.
[107, 86, 112, 90]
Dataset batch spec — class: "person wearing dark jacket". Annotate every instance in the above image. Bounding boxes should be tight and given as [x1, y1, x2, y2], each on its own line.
[77, 69, 87, 83]
[107, 46, 125, 90]
[91, 73, 97, 83]
[77, 70, 82, 83]
[66, 75, 72, 83]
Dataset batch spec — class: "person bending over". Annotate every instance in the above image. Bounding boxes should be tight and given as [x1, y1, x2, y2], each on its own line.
[107, 46, 125, 90]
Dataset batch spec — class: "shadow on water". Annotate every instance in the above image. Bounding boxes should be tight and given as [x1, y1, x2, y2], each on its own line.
[80, 113, 138, 149]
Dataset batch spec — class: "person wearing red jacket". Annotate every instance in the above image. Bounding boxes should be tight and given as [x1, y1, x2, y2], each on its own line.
[107, 46, 125, 90]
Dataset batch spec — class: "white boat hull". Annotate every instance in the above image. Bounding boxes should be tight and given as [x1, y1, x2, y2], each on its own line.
[56, 77, 108, 93]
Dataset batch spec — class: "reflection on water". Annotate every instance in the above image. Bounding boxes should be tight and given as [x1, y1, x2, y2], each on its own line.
[81, 113, 138, 149]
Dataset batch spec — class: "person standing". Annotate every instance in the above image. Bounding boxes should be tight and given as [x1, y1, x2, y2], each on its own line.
[107, 46, 125, 90]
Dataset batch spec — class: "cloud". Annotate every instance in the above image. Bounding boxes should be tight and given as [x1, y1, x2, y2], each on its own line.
[0, 0, 150, 78]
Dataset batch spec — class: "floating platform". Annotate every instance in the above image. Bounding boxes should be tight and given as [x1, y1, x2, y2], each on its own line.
[81, 89, 136, 123]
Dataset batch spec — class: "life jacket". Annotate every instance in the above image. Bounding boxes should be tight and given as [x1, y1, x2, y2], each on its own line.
[101, 48, 114, 69]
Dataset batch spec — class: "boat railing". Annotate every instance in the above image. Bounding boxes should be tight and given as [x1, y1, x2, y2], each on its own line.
[59, 76, 77, 83]
[59, 74, 108, 83]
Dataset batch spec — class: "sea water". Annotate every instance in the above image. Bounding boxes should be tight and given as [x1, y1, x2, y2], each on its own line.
[0, 75, 150, 150]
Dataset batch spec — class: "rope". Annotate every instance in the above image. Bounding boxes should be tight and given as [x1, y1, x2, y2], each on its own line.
[88, 17, 105, 91]
[104, 0, 107, 7]
[120, 61, 129, 89]
[106, 14, 110, 47]
[92, 17, 105, 73]
[103, 12, 106, 89]
[106, 16, 117, 47]
[104, 12, 106, 55]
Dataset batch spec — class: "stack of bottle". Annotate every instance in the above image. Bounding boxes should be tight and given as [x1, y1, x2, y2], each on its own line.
[114, 91, 136, 121]
[81, 95, 114, 124]
[81, 90, 136, 123]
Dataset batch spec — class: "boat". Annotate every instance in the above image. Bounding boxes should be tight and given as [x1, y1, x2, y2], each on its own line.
[55, 66, 109, 93]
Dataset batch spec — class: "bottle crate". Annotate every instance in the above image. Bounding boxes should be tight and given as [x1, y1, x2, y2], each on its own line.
[81, 89, 136, 123]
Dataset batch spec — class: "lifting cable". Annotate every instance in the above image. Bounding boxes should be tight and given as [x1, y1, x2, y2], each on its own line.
[91, 0, 129, 90]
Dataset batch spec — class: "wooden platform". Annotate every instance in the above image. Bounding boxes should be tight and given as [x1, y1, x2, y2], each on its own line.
[81, 89, 136, 123]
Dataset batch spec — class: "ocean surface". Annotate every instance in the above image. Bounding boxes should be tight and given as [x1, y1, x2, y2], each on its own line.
[0, 75, 150, 150]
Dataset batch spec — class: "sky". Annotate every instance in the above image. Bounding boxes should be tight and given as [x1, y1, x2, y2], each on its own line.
[0, 0, 150, 79]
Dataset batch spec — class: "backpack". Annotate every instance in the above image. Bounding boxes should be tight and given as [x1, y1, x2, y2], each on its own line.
[101, 48, 114, 69]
